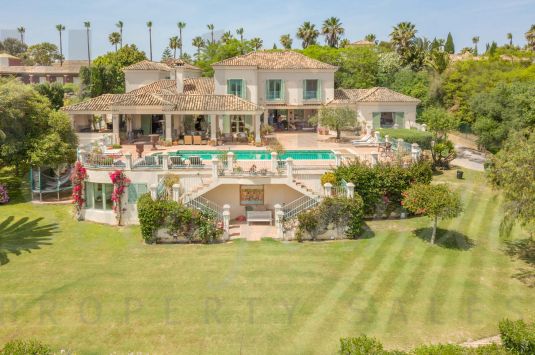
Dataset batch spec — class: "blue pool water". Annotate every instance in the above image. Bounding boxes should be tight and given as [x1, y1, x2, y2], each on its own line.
[168, 150, 335, 160]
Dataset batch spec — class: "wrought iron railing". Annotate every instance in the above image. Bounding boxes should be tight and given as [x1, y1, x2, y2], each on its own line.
[282, 195, 321, 220]
[184, 195, 223, 221]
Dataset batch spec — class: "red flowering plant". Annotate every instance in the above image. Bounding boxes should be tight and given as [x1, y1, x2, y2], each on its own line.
[109, 170, 131, 225]
[70, 161, 88, 219]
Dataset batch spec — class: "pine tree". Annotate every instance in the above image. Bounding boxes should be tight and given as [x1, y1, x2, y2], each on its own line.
[444, 32, 455, 54]
[161, 47, 172, 61]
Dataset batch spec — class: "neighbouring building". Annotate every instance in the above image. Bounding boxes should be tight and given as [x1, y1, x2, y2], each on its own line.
[0, 55, 85, 84]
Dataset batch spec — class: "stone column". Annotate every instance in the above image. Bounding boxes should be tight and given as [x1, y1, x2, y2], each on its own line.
[172, 184, 181, 202]
[112, 114, 120, 144]
[271, 152, 278, 172]
[210, 115, 217, 143]
[374, 131, 381, 142]
[276, 209, 285, 240]
[286, 158, 293, 181]
[254, 114, 261, 143]
[212, 157, 219, 180]
[323, 182, 333, 197]
[227, 152, 234, 173]
[397, 138, 405, 154]
[223, 204, 231, 237]
[162, 152, 169, 170]
[124, 153, 132, 170]
[411, 143, 420, 162]
[334, 151, 342, 167]
[347, 182, 355, 198]
[165, 114, 173, 141]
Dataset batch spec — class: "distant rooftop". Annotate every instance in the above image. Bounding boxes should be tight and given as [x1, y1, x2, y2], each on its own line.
[123, 59, 201, 72]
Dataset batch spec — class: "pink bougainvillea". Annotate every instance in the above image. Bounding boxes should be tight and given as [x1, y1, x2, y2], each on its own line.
[109, 170, 130, 225]
[70, 161, 88, 218]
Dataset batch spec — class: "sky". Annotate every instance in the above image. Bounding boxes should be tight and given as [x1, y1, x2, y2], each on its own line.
[1, 0, 534, 60]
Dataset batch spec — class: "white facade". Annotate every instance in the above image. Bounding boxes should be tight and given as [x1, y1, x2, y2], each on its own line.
[124, 70, 172, 92]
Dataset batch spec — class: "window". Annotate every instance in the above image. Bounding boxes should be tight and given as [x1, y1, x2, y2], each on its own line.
[85, 182, 114, 210]
[227, 79, 245, 98]
[128, 183, 148, 204]
[55, 76, 64, 84]
[231, 116, 245, 133]
[266, 80, 284, 101]
[303, 80, 321, 100]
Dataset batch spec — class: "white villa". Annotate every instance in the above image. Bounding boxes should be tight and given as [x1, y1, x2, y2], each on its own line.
[62, 51, 422, 232]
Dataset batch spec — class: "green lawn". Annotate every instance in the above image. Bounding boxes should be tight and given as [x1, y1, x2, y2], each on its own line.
[0, 170, 533, 354]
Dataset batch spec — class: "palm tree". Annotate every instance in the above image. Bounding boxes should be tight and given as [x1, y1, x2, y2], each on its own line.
[390, 22, 417, 52]
[84, 21, 91, 66]
[472, 36, 480, 55]
[321, 17, 344, 47]
[56, 24, 65, 66]
[17, 26, 25, 44]
[250, 37, 263, 51]
[236, 28, 244, 44]
[280, 34, 293, 49]
[207, 24, 215, 44]
[507, 32, 513, 46]
[169, 36, 180, 59]
[221, 31, 233, 43]
[116, 21, 124, 48]
[147, 21, 153, 60]
[177, 22, 186, 57]
[296, 21, 319, 49]
[109, 32, 121, 52]
[364, 33, 376, 43]
[339, 38, 350, 48]
[192, 36, 205, 59]
[526, 24, 535, 51]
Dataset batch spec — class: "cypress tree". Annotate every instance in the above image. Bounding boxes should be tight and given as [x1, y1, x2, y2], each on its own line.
[445, 32, 455, 54]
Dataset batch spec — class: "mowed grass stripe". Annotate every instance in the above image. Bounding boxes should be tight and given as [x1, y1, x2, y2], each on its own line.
[382, 183, 479, 344]
[288, 231, 399, 354]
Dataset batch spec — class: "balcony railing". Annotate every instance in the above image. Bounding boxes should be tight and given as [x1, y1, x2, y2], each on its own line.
[303, 90, 319, 100]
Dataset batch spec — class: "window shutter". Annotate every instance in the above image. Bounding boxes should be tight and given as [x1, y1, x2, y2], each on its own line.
[226, 80, 231, 95]
[303, 80, 306, 99]
[317, 80, 322, 100]
[395, 112, 405, 128]
[265, 80, 269, 100]
[241, 79, 246, 99]
[372, 112, 381, 129]
[281, 80, 285, 100]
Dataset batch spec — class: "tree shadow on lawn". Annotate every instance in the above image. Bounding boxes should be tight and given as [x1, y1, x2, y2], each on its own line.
[0, 216, 58, 266]
[504, 238, 535, 287]
[413, 227, 475, 250]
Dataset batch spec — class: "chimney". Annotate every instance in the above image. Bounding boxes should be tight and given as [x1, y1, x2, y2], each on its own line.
[175, 67, 184, 93]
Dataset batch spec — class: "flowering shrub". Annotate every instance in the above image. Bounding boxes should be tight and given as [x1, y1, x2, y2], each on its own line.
[0, 184, 9, 204]
[109, 170, 131, 225]
[70, 162, 87, 217]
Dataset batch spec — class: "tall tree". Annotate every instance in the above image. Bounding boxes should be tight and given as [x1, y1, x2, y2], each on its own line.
[207, 24, 215, 44]
[55, 24, 65, 66]
[169, 36, 181, 59]
[280, 34, 293, 49]
[146, 21, 153, 61]
[177, 21, 186, 57]
[339, 38, 350, 48]
[236, 28, 244, 44]
[26, 43, 61, 65]
[506, 32, 513, 46]
[444, 32, 455, 54]
[297, 21, 319, 49]
[116, 21, 124, 48]
[390, 22, 417, 63]
[109, 32, 121, 52]
[364, 33, 376, 43]
[250, 37, 263, 51]
[221, 31, 233, 43]
[161, 47, 173, 61]
[192, 36, 205, 59]
[321, 17, 345, 48]
[17, 26, 25, 44]
[84, 21, 91, 66]
[472, 36, 480, 55]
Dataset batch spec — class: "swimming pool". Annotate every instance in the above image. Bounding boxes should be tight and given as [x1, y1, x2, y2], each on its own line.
[167, 150, 335, 160]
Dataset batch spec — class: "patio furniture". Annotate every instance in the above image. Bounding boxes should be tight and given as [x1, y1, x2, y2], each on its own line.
[234, 132, 248, 143]
[246, 210, 273, 225]
[135, 143, 144, 158]
[169, 156, 184, 167]
[193, 136, 202, 145]
[222, 133, 233, 144]
[352, 134, 374, 145]
[184, 135, 193, 145]
[149, 134, 159, 150]
[189, 156, 203, 166]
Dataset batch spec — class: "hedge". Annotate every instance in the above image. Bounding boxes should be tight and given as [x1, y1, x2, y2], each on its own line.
[333, 160, 433, 216]
[378, 128, 434, 150]
[0, 339, 52, 354]
[499, 319, 535, 354]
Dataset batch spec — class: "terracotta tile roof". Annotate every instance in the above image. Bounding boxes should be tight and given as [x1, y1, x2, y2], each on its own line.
[61, 94, 125, 112]
[128, 79, 177, 95]
[123, 60, 172, 71]
[183, 77, 214, 94]
[0, 65, 81, 75]
[212, 50, 337, 70]
[162, 59, 201, 71]
[160, 94, 262, 112]
[112, 93, 173, 107]
[331, 87, 420, 104]
[0, 53, 20, 59]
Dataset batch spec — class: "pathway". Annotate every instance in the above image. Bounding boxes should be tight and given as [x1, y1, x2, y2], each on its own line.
[229, 222, 277, 241]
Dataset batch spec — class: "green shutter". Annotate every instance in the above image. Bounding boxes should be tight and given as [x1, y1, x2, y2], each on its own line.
[372, 113, 381, 129]
[226, 80, 231, 95]
[128, 183, 148, 204]
[241, 80, 246, 99]
[317, 80, 322, 100]
[281, 80, 285, 100]
[395, 112, 405, 128]
[303, 80, 306, 99]
[265, 80, 269, 100]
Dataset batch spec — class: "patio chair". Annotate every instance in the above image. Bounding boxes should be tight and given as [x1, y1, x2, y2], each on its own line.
[184, 135, 193, 145]
[222, 133, 233, 143]
[352, 134, 374, 145]
[193, 136, 202, 145]
[189, 156, 203, 166]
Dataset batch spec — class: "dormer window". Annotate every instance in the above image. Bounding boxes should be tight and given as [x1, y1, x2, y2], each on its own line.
[227, 79, 245, 98]
[266, 79, 284, 101]
[303, 79, 321, 100]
